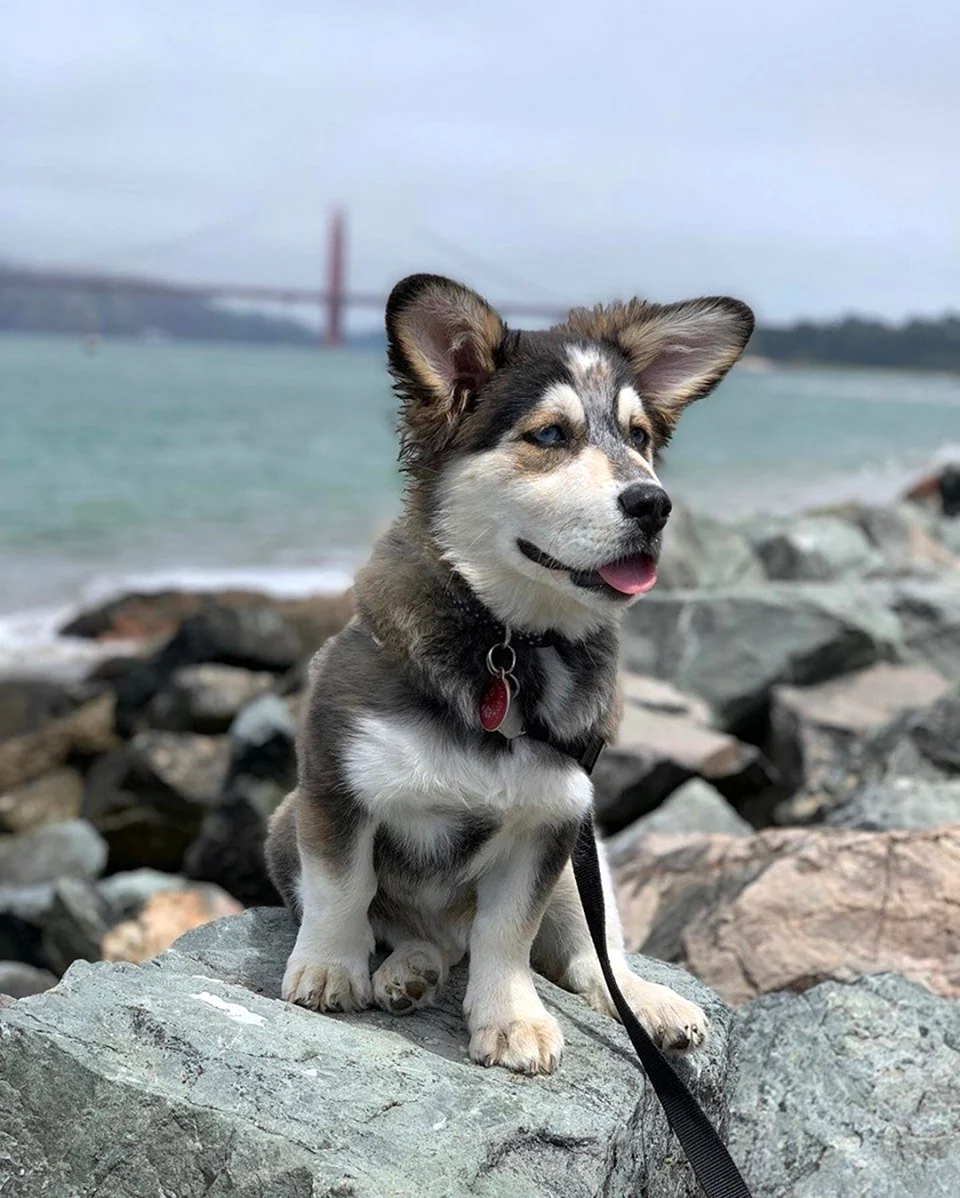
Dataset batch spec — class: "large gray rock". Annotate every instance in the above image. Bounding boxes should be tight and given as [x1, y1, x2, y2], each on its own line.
[892, 578, 960, 683]
[605, 778, 752, 867]
[2, 910, 957, 1197]
[768, 662, 950, 792]
[0, 909, 733, 1198]
[727, 974, 960, 1197]
[656, 504, 766, 590]
[622, 584, 902, 732]
[0, 819, 107, 887]
[146, 663, 277, 734]
[824, 777, 960, 831]
[0, 961, 56, 998]
[751, 514, 884, 582]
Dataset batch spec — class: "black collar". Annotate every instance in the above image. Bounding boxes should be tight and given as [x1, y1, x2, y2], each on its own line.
[447, 573, 560, 650]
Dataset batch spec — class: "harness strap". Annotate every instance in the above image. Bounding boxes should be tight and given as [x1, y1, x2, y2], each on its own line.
[571, 745, 753, 1198]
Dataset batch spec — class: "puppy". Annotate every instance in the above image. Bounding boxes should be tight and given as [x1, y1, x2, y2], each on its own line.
[266, 274, 753, 1075]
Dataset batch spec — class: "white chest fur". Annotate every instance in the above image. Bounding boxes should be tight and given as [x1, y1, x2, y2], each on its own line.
[343, 711, 593, 834]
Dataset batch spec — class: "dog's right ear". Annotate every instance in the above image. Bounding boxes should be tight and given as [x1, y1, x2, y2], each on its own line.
[386, 274, 506, 469]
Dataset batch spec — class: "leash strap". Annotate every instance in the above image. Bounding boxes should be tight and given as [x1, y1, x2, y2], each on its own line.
[571, 745, 753, 1198]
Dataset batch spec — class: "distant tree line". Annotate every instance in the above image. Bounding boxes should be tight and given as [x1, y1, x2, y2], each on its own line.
[2, 268, 958, 369]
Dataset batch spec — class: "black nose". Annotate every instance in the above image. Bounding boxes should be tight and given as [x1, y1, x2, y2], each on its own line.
[618, 483, 672, 530]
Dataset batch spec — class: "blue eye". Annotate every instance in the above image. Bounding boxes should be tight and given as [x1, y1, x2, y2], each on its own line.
[630, 426, 648, 451]
[526, 424, 567, 447]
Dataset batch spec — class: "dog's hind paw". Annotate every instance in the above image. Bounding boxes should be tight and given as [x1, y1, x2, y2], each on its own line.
[607, 974, 709, 1055]
[373, 941, 446, 1014]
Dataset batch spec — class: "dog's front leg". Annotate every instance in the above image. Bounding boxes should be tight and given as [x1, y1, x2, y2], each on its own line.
[282, 810, 377, 1013]
[464, 822, 577, 1075]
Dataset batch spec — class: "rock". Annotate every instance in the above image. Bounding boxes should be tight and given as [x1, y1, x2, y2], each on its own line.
[750, 514, 885, 581]
[96, 868, 192, 917]
[852, 502, 957, 575]
[0, 885, 54, 966]
[183, 696, 297, 904]
[83, 732, 230, 873]
[615, 825, 960, 1004]
[892, 578, 960, 683]
[0, 820, 107, 887]
[0, 693, 119, 792]
[768, 662, 950, 792]
[112, 604, 304, 736]
[0, 765, 84, 833]
[656, 503, 765, 589]
[41, 878, 113, 975]
[0, 678, 76, 741]
[621, 583, 902, 733]
[593, 701, 777, 832]
[905, 459, 960, 517]
[824, 777, 960, 831]
[0, 908, 734, 1198]
[146, 663, 276, 733]
[605, 779, 752, 867]
[726, 973, 960, 1198]
[62, 587, 353, 654]
[778, 683, 960, 825]
[0, 961, 57, 998]
[100, 885, 242, 964]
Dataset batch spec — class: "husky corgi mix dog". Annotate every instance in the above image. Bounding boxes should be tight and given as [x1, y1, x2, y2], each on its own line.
[266, 274, 753, 1075]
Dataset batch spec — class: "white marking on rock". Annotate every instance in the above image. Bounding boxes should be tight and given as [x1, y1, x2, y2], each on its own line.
[190, 991, 266, 1026]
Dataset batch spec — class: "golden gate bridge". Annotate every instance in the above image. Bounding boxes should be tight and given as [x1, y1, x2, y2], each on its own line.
[3, 211, 570, 346]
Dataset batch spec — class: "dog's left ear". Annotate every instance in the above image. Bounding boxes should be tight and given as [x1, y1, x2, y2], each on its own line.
[386, 274, 506, 467]
[615, 297, 754, 433]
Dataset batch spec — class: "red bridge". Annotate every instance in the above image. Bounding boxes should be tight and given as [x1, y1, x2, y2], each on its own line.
[4, 211, 569, 346]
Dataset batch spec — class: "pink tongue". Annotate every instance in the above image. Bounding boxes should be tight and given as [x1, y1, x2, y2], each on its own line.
[597, 555, 658, 595]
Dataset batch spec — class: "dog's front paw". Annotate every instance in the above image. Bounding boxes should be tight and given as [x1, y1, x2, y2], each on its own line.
[468, 1012, 564, 1075]
[613, 974, 709, 1054]
[282, 954, 372, 1013]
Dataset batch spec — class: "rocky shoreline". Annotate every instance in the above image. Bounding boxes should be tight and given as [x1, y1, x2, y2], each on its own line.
[1, 461, 959, 1195]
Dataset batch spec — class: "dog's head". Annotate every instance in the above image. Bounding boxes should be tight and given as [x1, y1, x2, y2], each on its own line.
[386, 274, 753, 636]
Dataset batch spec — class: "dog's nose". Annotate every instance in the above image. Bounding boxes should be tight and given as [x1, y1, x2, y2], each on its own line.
[618, 483, 672, 530]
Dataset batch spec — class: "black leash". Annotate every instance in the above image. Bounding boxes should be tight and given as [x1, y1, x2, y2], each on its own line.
[570, 741, 753, 1198]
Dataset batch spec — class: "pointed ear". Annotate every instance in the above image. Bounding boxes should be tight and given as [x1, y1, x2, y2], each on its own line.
[616, 297, 754, 432]
[386, 274, 506, 468]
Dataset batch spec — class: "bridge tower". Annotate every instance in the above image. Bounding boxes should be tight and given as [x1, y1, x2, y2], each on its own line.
[325, 208, 346, 346]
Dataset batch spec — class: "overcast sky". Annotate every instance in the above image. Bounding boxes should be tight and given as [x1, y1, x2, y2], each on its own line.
[2, 1, 957, 328]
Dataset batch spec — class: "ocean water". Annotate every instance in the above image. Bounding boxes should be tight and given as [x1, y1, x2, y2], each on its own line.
[1, 332, 958, 671]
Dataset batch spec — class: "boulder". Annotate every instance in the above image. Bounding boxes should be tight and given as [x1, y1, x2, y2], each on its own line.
[83, 733, 230, 873]
[100, 885, 242, 964]
[0, 678, 77, 741]
[614, 825, 960, 1004]
[2, 909, 957, 1197]
[0, 766, 84, 833]
[768, 662, 950, 792]
[61, 587, 353, 655]
[0, 884, 54, 966]
[0, 909, 733, 1198]
[96, 868, 193, 916]
[824, 777, 960, 831]
[593, 702, 776, 833]
[750, 514, 884, 582]
[892, 578, 960, 683]
[0, 693, 119, 791]
[0, 961, 57, 998]
[605, 779, 752, 868]
[621, 584, 901, 733]
[146, 663, 276, 734]
[110, 604, 304, 737]
[655, 503, 765, 589]
[184, 696, 297, 904]
[41, 877, 113, 976]
[726, 973, 960, 1198]
[0, 820, 107, 887]
[852, 502, 957, 575]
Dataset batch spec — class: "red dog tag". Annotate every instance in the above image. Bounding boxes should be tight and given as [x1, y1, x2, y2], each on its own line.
[479, 675, 510, 732]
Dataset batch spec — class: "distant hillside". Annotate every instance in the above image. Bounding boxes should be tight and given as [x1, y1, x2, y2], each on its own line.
[2, 268, 958, 369]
